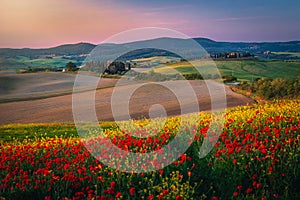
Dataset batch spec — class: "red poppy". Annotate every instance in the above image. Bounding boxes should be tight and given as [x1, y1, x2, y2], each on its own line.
[129, 187, 135, 196]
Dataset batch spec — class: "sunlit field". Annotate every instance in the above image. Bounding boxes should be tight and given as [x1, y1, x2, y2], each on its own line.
[154, 60, 300, 82]
[0, 100, 299, 199]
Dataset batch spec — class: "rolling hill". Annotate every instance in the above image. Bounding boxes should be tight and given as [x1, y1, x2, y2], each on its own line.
[0, 38, 300, 70]
[1, 38, 300, 58]
[0, 42, 96, 58]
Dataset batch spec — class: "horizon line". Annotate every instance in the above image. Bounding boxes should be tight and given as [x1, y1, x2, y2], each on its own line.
[1, 37, 300, 49]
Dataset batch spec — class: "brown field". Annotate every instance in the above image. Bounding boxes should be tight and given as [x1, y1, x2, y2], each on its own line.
[0, 73, 253, 125]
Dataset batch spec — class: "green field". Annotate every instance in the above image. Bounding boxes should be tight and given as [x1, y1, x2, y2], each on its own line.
[0, 56, 78, 70]
[131, 56, 181, 68]
[154, 59, 300, 82]
[0, 122, 118, 143]
[272, 52, 300, 57]
[1, 55, 300, 82]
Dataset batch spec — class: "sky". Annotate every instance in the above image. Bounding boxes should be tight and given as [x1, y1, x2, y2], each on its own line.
[0, 0, 300, 48]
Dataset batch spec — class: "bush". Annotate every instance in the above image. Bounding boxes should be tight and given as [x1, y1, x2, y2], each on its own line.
[65, 62, 78, 72]
[238, 77, 300, 99]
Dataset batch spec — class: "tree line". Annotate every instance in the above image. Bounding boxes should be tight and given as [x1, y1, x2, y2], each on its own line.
[237, 77, 300, 99]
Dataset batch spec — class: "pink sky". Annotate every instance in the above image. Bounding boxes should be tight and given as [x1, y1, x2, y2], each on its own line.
[0, 0, 186, 48]
[1, 0, 299, 48]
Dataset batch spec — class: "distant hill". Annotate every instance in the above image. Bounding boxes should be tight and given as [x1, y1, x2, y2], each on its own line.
[193, 38, 300, 54]
[1, 38, 300, 59]
[0, 43, 96, 58]
[91, 37, 300, 61]
[0, 38, 300, 70]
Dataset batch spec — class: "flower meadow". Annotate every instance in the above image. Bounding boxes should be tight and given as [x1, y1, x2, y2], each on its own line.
[0, 100, 299, 200]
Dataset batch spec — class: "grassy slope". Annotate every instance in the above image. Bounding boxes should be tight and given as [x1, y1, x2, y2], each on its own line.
[0, 122, 118, 142]
[154, 60, 300, 82]
[1, 55, 300, 82]
[272, 52, 300, 57]
[0, 56, 78, 70]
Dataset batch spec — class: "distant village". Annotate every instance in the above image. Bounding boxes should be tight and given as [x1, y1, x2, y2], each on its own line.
[210, 51, 253, 59]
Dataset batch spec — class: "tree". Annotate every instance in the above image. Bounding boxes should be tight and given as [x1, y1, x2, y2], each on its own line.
[65, 62, 78, 72]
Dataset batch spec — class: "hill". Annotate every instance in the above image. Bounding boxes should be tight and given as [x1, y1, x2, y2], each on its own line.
[0, 43, 96, 69]
[0, 42, 96, 58]
[153, 59, 300, 82]
[94, 37, 300, 61]
[194, 38, 300, 54]
[0, 38, 300, 70]
[1, 38, 300, 59]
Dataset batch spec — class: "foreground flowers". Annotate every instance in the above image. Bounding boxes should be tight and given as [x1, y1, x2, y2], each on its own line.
[0, 100, 299, 199]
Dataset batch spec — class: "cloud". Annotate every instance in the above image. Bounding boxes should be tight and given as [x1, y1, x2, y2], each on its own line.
[212, 16, 268, 22]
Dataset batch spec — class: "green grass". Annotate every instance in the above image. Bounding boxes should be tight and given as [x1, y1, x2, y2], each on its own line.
[0, 58, 27, 70]
[2, 56, 300, 82]
[22, 56, 76, 67]
[0, 56, 78, 70]
[131, 56, 181, 68]
[272, 52, 300, 57]
[0, 122, 118, 142]
[154, 60, 300, 81]
[131, 56, 180, 63]
[0, 124, 76, 142]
